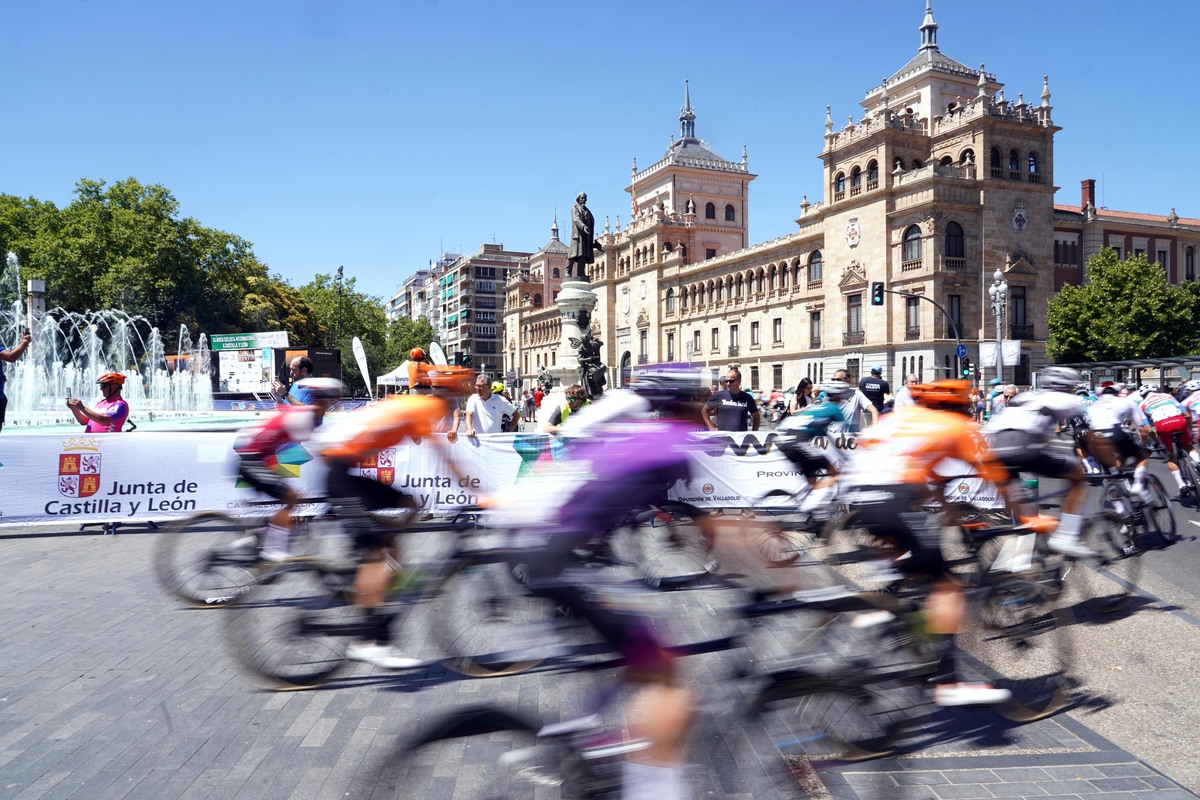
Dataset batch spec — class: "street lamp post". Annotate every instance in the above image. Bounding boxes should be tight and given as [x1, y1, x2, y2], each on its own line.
[335, 265, 344, 345]
[988, 268, 1009, 385]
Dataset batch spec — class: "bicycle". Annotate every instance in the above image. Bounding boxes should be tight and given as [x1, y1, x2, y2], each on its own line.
[1093, 468, 1177, 548]
[224, 507, 573, 688]
[154, 502, 359, 607]
[1164, 429, 1200, 509]
[394, 580, 1071, 798]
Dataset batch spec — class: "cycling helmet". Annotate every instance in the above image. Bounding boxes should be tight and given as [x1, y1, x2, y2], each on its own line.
[819, 380, 852, 401]
[295, 377, 343, 400]
[1139, 383, 1159, 395]
[629, 364, 706, 402]
[1183, 380, 1200, 395]
[1039, 366, 1081, 392]
[911, 379, 972, 409]
[97, 372, 126, 385]
[409, 346, 426, 361]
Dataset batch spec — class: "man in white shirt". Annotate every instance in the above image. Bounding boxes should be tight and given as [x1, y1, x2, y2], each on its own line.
[832, 368, 879, 430]
[464, 374, 518, 436]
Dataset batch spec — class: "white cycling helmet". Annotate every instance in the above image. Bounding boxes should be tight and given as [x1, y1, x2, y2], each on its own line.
[1039, 366, 1081, 392]
[819, 380, 852, 401]
[1139, 383, 1159, 395]
[1183, 380, 1200, 395]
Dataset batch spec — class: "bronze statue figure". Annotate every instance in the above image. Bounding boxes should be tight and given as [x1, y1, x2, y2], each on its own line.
[570, 310, 606, 399]
[566, 192, 603, 281]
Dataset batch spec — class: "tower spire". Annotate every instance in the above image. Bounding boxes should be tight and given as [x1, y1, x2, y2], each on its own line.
[551, 209, 560, 241]
[919, 0, 939, 51]
[679, 77, 696, 140]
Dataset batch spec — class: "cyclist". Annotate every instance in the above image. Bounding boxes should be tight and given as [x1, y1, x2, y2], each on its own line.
[233, 378, 343, 561]
[982, 366, 1094, 558]
[775, 381, 850, 513]
[512, 365, 712, 797]
[1178, 379, 1200, 439]
[1137, 387, 1199, 498]
[1083, 385, 1152, 497]
[838, 379, 1016, 706]
[314, 364, 475, 669]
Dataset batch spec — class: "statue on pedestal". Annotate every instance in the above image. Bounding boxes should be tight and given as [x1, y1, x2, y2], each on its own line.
[566, 192, 603, 281]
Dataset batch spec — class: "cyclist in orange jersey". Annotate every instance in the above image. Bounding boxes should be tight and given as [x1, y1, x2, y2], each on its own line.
[315, 363, 474, 669]
[839, 379, 1019, 707]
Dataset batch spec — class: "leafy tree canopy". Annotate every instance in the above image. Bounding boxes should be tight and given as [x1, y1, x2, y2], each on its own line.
[384, 316, 439, 370]
[1046, 248, 1198, 362]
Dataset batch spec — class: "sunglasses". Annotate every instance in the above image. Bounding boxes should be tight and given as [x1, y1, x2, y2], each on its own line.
[567, 396, 584, 403]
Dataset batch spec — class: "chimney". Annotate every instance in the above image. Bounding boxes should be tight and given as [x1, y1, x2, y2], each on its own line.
[1081, 179, 1096, 210]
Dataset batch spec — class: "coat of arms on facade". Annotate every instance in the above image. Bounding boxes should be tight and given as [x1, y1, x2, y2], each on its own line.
[1011, 199, 1028, 233]
[358, 448, 396, 486]
[58, 437, 102, 498]
[846, 217, 862, 248]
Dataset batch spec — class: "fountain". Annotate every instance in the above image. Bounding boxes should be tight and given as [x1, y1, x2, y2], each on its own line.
[1, 252, 216, 428]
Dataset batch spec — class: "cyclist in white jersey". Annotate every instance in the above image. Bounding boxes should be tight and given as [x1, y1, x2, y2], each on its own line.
[1138, 390, 1198, 497]
[983, 366, 1092, 557]
[1179, 379, 1200, 438]
[1084, 386, 1152, 498]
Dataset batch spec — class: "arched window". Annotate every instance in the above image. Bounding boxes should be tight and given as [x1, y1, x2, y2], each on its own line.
[1009, 149, 1020, 177]
[893, 157, 906, 171]
[705, 202, 716, 219]
[552, 267, 560, 278]
[665, 288, 676, 312]
[850, 166, 862, 189]
[769, 265, 778, 291]
[939, 155, 953, 167]
[724, 204, 735, 221]
[756, 270, 765, 294]
[681, 287, 689, 309]
[903, 224, 922, 263]
[990, 147, 1002, 177]
[792, 261, 802, 286]
[533, 293, 543, 306]
[945, 222, 965, 259]
[867, 160, 879, 184]
[735, 276, 744, 299]
[1028, 151, 1040, 182]
[662, 241, 673, 253]
[960, 148, 975, 164]
[911, 158, 923, 169]
[716, 282, 724, 303]
[808, 250, 823, 282]
[780, 265, 789, 289]
[835, 172, 846, 194]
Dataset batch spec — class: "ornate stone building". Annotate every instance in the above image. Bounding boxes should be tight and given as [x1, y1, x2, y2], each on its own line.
[501, 2, 1199, 392]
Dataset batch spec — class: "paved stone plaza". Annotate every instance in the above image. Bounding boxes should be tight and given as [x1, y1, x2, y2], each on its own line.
[0, 523, 1196, 800]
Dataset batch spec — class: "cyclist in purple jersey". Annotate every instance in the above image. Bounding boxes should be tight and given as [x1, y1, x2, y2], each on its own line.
[515, 365, 710, 797]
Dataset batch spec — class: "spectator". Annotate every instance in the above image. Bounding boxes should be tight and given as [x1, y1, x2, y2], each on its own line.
[543, 384, 590, 434]
[273, 356, 314, 405]
[858, 365, 890, 412]
[0, 329, 32, 433]
[533, 386, 545, 411]
[832, 368, 879, 430]
[67, 372, 130, 433]
[893, 374, 919, 409]
[788, 377, 816, 414]
[701, 367, 760, 431]
[463, 375, 519, 436]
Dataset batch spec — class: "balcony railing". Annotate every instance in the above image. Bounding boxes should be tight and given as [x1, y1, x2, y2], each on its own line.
[834, 190, 845, 202]
[942, 256, 968, 271]
[866, 179, 879, 191]
[990, 167, 1004, 179]
[843, 331, 865, 346]
[637, 354, 649, 365]
[905, 326, 921, 340]
[901, 258, 924, 272]
[809, 337, 822, 349]
[728, 345, 740, 357]
[1029, 173, 1042, 184]
[850, 185, 861, 197]
[807, 279, 823, 290]
[1010, 324, 1035, 339]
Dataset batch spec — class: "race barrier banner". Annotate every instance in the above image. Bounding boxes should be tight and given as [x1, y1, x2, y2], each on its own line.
[0, 429, 994, 526]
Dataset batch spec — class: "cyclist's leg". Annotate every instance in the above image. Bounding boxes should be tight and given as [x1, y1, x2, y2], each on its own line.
[1155, 418, 1188, 495]
[325, 460, 419, 668]
[237, 457, 298, 558]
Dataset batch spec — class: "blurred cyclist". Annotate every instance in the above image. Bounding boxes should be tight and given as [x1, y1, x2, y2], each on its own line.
[233, 378, 342, 561]
[315, 363, 474, 669]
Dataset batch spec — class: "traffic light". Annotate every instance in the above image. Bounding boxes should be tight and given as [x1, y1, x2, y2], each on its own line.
[871, 281, 885, 306]
[961, 358, 972, 378]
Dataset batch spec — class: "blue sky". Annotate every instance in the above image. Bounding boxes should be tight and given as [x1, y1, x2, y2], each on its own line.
[4, 0, 1197, 304]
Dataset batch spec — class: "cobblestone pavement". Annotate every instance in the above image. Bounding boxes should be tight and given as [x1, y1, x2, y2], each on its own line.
[0, 521, 1196, 800]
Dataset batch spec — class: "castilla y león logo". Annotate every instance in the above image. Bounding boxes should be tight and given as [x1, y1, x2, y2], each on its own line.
[358, 447, 396, 486]
[58, 437, 103, 498]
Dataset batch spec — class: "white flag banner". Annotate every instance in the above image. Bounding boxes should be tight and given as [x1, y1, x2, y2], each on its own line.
[978, 340, 1023, 368]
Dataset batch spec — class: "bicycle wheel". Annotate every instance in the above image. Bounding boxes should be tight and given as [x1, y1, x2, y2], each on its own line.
[1063, 512, 1141, 615]
[430, 559, 564, 678]
[225, 562, 356, 689]
[630, 503, 715, 588]
[392, 707, 585, 799]
[1143, 473, 1177, 543]
[746, 604, 926, 761]
[816, 513, 897, 591]
[957, 578, 1074, 722]
[155, 511, 262, 607]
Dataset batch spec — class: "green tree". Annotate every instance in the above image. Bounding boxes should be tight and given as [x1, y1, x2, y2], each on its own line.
[384, 316, 439, 369]
[239, 274, 328, 345]
[1046, 248, 1197, 362]
[297, 273, 388, 393]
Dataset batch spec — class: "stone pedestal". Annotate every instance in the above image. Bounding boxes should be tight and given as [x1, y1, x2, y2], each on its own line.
[540, 280, 598, 420]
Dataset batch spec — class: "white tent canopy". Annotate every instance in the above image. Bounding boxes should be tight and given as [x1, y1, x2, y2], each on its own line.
[376, 361, 411, 386]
